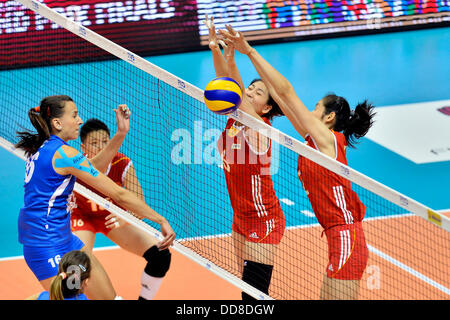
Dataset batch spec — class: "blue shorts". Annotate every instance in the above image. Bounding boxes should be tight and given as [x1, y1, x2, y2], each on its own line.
[23, 234, 85, 281]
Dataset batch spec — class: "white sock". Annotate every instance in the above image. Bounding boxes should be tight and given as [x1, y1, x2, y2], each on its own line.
[139, 272, 164, 300]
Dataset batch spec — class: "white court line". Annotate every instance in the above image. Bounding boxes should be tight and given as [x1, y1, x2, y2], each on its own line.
[179, 213, 418, 242]
[368, 245, 450, 295]
[180, 211, 450, 296]
[1, 211, 448, 296]
[0, 255, 24, 262]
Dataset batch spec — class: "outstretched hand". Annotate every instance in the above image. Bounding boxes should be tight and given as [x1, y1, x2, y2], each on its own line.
[204, 14, 235, 60]
[205, 14, 219, 50]
[113, 104, 130, 136]
[219, 25, 253, 56]
[221, 27, 235, 61]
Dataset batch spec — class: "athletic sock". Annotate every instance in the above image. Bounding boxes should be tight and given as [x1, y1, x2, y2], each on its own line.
[138, 271, 164, 300]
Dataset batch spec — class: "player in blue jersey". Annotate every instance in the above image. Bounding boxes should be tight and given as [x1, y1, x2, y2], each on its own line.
[16, 95, 175, 300]
[26, 250, 91, 300]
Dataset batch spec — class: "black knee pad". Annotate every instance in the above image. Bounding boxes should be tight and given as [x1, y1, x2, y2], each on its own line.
[143, 245, 171, 278]
[241, 260, 273, 300]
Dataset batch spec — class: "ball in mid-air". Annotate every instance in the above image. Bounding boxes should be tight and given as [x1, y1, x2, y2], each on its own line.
[204, 77, 242, 115]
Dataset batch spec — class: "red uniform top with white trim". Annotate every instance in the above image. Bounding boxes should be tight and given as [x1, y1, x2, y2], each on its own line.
[71, 152, 132, 215]
[217, 118, 284, 228]
[297, 131, 366, 230]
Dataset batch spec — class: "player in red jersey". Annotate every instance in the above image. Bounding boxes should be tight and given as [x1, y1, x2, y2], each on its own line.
[221, 27, 376, 299]
[206, 15, 286, 300]
[71, 117, 172, 300]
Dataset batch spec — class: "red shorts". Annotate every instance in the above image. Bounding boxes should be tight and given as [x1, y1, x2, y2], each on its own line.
[232, 213, 286, 245]
[71, 210, 111, 236]
[324, 222, 368, 280]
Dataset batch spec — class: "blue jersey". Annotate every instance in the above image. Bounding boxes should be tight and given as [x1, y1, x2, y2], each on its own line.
[37, 291, 89, 300]
[18, 135, 77, 247]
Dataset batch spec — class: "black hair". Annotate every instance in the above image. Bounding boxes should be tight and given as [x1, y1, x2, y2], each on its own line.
[321, 93, 376, 148]
[49, 250, 91, 300]
[16, 95, 73, 157]
[249, 78, 284, 121]
[79, 118, 110, 143]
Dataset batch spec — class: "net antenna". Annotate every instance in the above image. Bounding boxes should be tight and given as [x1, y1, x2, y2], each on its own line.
[4, 0, 449, 300]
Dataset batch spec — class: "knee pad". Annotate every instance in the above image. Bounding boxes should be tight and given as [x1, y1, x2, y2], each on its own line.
[241, 260, 273, 300]
[143, 245, 171, 278]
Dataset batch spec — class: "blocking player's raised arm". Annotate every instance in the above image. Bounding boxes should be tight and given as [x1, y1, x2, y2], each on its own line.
[89, 105, 130, 172]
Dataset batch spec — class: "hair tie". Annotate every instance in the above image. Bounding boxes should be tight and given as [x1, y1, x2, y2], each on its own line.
[34, 106, 40, 112]
[59, 272, 67, 280]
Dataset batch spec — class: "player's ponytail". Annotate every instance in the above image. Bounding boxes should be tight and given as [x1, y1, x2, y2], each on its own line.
[343, 100, 376, 148]
[322, 94, 376, 148]
[15, 107, 50, 157]
[49, 250, 91, 300]
[49, 272, 65, 300]
[16, 95, 73, 157]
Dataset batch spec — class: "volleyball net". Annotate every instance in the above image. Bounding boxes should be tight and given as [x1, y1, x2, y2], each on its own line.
[1, 0, 449, 299]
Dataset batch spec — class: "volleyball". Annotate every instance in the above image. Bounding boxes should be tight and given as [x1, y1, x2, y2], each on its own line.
[204, 77, 242, 115]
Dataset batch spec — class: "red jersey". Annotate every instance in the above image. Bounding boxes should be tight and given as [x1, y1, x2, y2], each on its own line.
[71, 152, 132, 216]
[297, 131, 366, 230]
[217, 118, 285, 244]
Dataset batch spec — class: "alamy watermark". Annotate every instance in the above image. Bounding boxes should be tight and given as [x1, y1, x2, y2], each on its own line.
[65, 264, 84, 290]
[170, 120, 280, 176]
[366, 265, 381, 290]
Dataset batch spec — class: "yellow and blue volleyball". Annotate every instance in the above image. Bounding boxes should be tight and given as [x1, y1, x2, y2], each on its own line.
[204, 77, 242, 115]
